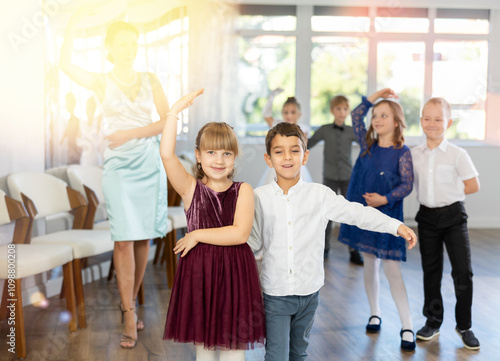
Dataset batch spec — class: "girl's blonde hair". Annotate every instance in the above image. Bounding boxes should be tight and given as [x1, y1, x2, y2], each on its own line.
[195, 122, 239, 180]
[363, 100, 406, 157]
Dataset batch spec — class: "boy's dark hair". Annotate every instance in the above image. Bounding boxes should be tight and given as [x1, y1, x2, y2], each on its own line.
[283, 97, 301, 111]
[330, 95, 349, 110]
[265, 122, 307, 155]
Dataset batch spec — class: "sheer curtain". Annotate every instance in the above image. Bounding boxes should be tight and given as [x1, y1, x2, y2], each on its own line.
[185, 0, 238, 147]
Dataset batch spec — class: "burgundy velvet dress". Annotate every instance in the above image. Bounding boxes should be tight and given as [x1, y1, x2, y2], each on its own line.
[163, 180, 266, 350]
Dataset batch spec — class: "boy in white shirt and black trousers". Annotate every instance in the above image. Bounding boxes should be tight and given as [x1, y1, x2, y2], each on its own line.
[411, 97, 480, 350]
[249, 122, 418, 360]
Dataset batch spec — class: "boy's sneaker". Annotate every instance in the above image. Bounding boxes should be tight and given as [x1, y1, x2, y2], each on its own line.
[455, 327, 480, 350]
[416, 324, 440, 341]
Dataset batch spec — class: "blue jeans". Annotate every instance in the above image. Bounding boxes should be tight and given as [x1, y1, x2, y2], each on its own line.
[264, 291, 320, 361]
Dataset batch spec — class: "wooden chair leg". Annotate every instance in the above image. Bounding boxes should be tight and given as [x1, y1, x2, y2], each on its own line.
[153, 237, 164, 265]
[14, 279, 26, 358]
[0, 281, 9, 320]
[107, 252, 115, 281]
[137, 282, 145, 305]
[165, 229, 177, 288]
[73, 258, 86, 328]
[162, 229, 178, 265]
[63, 262, 78, 332]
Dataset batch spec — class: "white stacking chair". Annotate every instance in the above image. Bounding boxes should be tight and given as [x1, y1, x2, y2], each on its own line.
[0, 190, 77, 359]
[7, 171, 114, 328]
[66, 165, 109, 230]
[66, 165, 172, 303]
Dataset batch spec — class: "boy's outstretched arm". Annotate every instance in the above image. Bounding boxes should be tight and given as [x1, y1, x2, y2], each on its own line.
[397, 225, 417, 249]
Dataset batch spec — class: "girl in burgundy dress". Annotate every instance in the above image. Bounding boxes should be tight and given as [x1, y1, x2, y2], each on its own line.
[160, 89, 265, 360]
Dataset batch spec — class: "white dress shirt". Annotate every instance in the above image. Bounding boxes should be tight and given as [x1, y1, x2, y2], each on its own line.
[411, 139, 478, 208]
[248, 178, 402, 297]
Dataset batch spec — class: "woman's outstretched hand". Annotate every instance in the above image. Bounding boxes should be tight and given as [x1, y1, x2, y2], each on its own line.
[397, 225, 417, 249]
[169, 88, 204, 115]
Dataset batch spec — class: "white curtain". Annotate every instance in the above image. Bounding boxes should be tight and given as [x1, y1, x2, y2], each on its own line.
[185, 0, 239, 147]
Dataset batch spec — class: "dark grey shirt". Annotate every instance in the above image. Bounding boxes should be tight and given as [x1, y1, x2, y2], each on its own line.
[308, 124, 357, 181]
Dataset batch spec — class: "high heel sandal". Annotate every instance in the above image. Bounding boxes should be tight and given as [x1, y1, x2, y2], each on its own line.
[119, 304, 145, 332]
[120, 307, 137, 349]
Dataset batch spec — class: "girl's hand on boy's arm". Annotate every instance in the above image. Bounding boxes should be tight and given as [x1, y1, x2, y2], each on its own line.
[362, 192, 388, 208]
[174, 232, 199, 257]
[397, 225, 417, 249]
[367, 88, 399, 104]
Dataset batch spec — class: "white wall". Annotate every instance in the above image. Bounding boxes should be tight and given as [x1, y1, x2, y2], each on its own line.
[0, 0, 46, 177]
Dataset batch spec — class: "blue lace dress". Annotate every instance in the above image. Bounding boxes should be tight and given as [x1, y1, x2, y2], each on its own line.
[338, 97, 413, 261]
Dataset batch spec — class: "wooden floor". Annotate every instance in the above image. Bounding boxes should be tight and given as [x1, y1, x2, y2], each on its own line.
[1, 228, 499, 360]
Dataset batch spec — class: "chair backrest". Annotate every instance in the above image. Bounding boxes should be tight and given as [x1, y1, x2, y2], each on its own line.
[0, 190, 10, 226]
[8, 171, 88, 230]
[0, 174, 10, 196]
[8, 172, 72, 218]
[67, 165, 105, 203]
[0, 189, 30, 244]
[45, 165, 70, 184]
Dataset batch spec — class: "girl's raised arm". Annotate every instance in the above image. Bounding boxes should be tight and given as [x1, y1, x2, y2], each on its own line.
[263, 88, 283, 127]
[160, 89, 204, 203]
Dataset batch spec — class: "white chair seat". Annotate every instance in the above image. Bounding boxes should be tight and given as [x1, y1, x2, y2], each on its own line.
[0, 244, 73, 279]
[166, 218, 173, 233]
[93, 220, 110, 230]
[32, 230, 113, 259]
[168, 206, 187, 229]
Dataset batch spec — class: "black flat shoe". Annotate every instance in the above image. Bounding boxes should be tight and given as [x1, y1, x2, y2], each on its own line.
[400, 329, 416, 351]
[366, 315, 381, 333]
[350, 250, 364, 265]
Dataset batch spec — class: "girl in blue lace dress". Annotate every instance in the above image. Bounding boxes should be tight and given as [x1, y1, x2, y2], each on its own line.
[338, 88, 416, 351]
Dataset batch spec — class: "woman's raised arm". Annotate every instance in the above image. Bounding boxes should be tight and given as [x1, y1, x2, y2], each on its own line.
[58, 7, 104, 95]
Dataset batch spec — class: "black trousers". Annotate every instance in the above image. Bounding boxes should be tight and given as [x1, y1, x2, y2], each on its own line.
[415, 201, 473, 330]
[323, 178, 350, 252]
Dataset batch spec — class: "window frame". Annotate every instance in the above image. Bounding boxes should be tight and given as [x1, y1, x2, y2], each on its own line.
[235, 4, 493, 142]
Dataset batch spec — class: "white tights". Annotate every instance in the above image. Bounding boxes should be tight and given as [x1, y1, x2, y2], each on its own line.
[362, 252, 413, 332]
[195, 346, 245, 361]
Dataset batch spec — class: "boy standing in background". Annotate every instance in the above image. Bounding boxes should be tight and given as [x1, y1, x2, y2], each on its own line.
[308, 96, 362, 264]
[412, 97, 480, 350]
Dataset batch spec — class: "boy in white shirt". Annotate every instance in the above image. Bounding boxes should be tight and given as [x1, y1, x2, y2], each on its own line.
[411, 98, 480, 350]
[248, 122, 418, 360]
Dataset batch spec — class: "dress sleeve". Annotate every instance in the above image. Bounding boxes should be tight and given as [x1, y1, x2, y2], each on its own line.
[350, 96, 372, 152]
[385, 147, 414, 205]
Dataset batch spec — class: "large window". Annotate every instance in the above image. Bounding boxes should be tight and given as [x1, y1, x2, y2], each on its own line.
[311, 37, 368, 126]
[47, 8, 188, 168]
[236, 5, 491, 140]
[377, 42, 425, 135]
